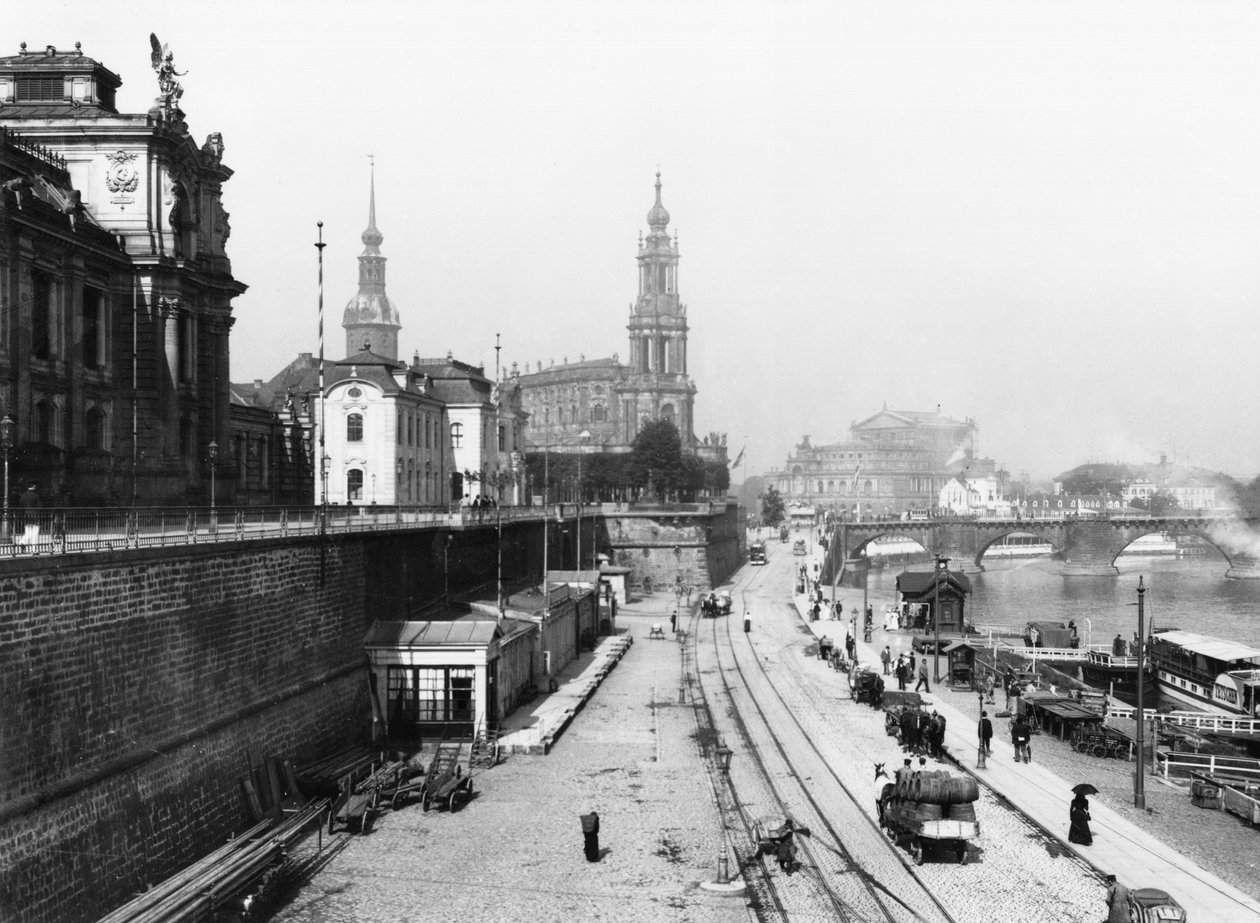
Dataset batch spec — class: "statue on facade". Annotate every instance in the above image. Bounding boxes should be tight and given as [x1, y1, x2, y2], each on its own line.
[149, 34, 186, 109]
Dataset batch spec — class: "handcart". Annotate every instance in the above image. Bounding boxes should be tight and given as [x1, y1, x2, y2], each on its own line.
[420, 742, 474, 813]
[818, 635, 835, 662]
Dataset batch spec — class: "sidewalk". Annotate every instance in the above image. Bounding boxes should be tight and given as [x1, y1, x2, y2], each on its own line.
[269, 595, 750, 923]
[791, 587, 1260, 923]
[498, 632, 634, 754]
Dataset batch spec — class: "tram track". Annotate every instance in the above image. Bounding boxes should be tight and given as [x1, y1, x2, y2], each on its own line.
[683, 557, 957, 923]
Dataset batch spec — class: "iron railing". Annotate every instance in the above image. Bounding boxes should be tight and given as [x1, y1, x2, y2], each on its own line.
[0, 503, 566, 558]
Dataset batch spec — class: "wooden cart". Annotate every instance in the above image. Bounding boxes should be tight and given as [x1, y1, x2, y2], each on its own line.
[420, 742, 474, 813]
[883, 800, 978, 865]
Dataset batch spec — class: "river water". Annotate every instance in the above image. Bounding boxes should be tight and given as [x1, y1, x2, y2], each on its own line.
[848, 551, 1260, 651]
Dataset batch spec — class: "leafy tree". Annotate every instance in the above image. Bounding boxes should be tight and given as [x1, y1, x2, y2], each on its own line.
[1148, 491, 1180, 516]
[759, 485, 786, 526]
[628, 419, 686, 499]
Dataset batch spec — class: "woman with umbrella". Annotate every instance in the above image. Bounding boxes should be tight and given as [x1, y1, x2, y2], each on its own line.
[1069, 784, 1097, 846]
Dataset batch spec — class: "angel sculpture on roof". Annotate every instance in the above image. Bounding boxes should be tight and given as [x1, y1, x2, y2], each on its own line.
[149, 33, 186, 107]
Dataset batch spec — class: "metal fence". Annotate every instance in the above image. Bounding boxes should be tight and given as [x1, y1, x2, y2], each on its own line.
[0, 503, 562, 558]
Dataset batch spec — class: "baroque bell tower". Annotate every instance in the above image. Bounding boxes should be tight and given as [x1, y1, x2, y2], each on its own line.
[621, 172, 696, 445]
[342, 159, 400, 359]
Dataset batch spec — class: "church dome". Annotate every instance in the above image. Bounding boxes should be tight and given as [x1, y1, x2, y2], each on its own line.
[361, 224, 383, 249]
[343, 291, 400, 328]
[646, 172, 670, 229]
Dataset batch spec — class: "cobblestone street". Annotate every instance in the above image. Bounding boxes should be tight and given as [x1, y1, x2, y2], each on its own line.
[266, 601, 753, 923]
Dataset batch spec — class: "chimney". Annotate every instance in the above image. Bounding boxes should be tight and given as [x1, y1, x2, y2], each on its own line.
[253, 379, 262, 391]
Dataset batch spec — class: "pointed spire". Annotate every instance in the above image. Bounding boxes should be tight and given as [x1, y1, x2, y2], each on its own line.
[361, 154, 383, 250]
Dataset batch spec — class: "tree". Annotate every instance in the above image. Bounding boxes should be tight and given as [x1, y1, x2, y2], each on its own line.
[759, 485, 786, 526]
[628, 419, 687, 500]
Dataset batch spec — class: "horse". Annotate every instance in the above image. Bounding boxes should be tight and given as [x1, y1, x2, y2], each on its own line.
[873, 762, 893, 826]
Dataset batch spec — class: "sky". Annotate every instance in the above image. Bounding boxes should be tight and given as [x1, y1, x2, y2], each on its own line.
[12, 1, 1260, 482]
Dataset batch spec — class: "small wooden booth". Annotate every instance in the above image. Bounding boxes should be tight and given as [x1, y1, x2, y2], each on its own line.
[895, 565, 972, 635]
[364, 616, 535, 744]
[942, 639, 984, 689]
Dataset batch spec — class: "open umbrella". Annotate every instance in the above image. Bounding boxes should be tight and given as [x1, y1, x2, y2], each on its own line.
[1072, 783, 1100, 797]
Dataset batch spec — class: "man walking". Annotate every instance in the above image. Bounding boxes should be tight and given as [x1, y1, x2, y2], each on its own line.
[895, 655, 908, 691]
[978, 711, 993, 756]
[1012, 714, 1031, 763]
[914, 656, 931, 693]
[880, 645, 891, 675]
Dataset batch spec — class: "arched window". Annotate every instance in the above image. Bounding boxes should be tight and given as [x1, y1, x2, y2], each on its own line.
[450, 422, 463, 448]
[592, 404, 606, 423]
[661, 403, 676, 425]
[347, 413, 364, 442]
[84, 406, 106, 450]
[37, 400, 58, 446]
[347, 468, 363, 500]
[258, 437, 269, 488]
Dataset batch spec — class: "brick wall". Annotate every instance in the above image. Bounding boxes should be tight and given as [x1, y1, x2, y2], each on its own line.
[0, 538, 374, 923]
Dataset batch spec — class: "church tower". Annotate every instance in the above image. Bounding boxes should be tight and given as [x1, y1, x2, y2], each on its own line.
[622, 173, 695, 444]
[342, 161, 400, 359]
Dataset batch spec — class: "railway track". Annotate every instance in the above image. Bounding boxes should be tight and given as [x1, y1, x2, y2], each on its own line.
[683, 561, 956, 923]
[682, 541, 1111, 923]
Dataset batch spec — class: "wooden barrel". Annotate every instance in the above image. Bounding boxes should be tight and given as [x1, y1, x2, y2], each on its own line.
[911, 775, 951, 804]
[947, 802, 977, 823]
[944, 776, 980, 804]
[916, 803, 943, 821]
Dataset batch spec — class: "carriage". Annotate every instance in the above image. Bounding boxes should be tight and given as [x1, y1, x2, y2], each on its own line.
[849, 667, 884, 707]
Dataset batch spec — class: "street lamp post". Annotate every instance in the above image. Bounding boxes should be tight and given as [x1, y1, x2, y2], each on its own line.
[932, 555, 949, 683]
[576, 430, 590, 569]
[1134, 576, 1147, 810]
[208, 440, 218, 531]
[701, 741, 745, 895]
[395, 459, 403, 506]
[0, 415, 13, 541]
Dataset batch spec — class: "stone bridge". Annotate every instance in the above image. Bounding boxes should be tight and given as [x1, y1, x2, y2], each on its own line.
[829, 516, 1260, 578]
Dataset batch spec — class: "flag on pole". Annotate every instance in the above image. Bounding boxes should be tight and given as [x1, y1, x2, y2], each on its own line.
[850, 464, 861, 492]
[729, 446, 745, 469]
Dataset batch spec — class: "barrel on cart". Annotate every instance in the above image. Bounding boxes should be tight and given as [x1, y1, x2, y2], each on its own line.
[881, 770, 979, 865]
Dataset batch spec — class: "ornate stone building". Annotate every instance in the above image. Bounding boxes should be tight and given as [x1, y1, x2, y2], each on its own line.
[515, 173, 719, 460]
[770, 407, 995, 518]
[240, 169, 527, 506]
[0, 40, 247, 504]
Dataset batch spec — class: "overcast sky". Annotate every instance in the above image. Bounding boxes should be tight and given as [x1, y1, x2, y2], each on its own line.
[13, 2, 1260, 481]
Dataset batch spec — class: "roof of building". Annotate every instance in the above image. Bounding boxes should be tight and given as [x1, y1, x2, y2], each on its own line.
[363, 619, 503, 649]
[514, 357, 624, 383]
[547, 570, 602, 585]
[1153, 630, 1260, 664]
[895, 571, 973, 598]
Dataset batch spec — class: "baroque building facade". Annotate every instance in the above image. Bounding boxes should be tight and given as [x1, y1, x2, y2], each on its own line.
[239, 169, 527, 506]
[770, 407, 998, 519]
[515, 174, 724, 463]
[0, 41, 248, 505]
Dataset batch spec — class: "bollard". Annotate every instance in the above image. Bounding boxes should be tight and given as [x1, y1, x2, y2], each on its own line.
[977, 745, 987, 769]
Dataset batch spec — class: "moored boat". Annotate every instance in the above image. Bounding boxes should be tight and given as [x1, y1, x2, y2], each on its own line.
[1080, 648, 1157, 706]
[1148, 629, 1260, 717]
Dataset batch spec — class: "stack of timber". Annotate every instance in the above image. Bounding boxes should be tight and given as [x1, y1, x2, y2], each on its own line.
[93, 800, 327, 923]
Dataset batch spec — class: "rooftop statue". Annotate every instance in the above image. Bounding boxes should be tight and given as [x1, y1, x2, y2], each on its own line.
[149, 33, 186, 109]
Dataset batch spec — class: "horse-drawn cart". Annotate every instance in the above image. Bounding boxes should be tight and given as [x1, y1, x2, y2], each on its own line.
[881, 770, 980, 865]
[849, 666, 884, 707]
